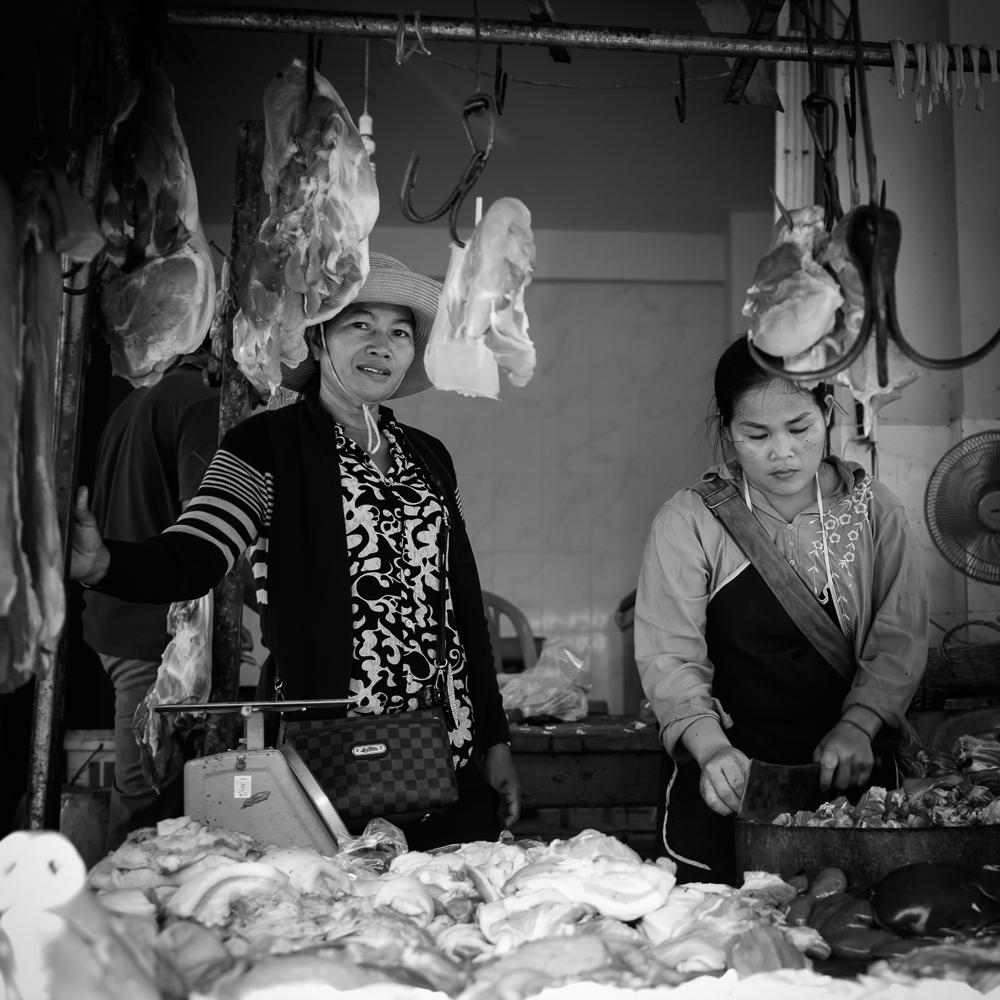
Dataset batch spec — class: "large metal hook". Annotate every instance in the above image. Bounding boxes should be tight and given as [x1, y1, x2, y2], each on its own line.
[399, 92, 495, 247]
[749, 203, 1000, 385]
[747, 207, 876, 384]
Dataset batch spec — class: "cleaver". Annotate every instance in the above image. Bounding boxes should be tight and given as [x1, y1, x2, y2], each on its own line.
[738, 760, 826, 823]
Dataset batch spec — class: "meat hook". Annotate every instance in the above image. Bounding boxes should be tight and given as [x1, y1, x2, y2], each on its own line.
[495, 45, 508, 114]
[675, 54, 686, 123]
[399, 92, 495, 248]
[63, 258, 107, 296]
[801, 93, 843, 226]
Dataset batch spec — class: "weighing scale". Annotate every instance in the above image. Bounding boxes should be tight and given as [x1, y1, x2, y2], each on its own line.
[155, 699, 355, 854]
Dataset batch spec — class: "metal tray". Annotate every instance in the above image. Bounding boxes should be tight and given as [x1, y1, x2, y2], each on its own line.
[735, 819, 1000, 886]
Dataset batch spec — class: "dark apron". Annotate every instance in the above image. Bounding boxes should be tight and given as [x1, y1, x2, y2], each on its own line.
[655, 561, 893, 885]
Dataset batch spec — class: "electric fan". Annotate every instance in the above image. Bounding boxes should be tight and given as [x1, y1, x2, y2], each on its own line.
[925, 431, 1000, 585]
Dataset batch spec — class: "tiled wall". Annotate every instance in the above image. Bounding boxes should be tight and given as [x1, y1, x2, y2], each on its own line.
[391, 280, 728, 711]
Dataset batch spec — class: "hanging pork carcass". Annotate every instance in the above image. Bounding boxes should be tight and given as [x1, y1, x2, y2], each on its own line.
[98, 67, 216, 387]
[0, 171, 103, 693]
[232, 59, 380, 393]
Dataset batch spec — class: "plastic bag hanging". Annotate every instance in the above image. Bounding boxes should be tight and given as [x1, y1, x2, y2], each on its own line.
[133, 593, 213, 791]
[424, 197, 536, 398]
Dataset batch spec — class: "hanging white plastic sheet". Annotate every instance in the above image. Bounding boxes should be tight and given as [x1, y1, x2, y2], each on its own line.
[425, 197, 537, 398]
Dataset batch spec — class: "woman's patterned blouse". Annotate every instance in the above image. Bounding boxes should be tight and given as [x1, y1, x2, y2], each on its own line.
[335, 417, 475, 766]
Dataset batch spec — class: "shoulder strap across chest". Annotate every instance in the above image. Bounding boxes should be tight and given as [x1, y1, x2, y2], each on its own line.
[694, 476, 856, 684]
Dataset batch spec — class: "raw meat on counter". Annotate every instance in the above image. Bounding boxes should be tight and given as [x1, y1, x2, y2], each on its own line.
[874, 863, 1000, 937]
[233, 59, 379, 392]
[5, 821, 999, 999]
[773, 736, 1000, 829]
[0, 171, 104, 693]
[99, 67, 216, 387]
[425, 197, 536, 399]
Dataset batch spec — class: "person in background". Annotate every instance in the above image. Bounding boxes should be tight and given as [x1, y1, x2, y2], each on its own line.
[635, 335, 927, 884]
[81, 351, 220, 852]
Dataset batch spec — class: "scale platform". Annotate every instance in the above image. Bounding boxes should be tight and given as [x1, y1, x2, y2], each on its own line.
[156, 699, 354, 853]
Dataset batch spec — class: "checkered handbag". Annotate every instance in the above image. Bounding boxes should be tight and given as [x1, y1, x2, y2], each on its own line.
[282, 709, 459, 831]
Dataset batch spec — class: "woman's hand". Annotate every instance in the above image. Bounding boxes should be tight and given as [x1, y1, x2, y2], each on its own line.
[698, 745, 750, 817]
[680, 717, 749, 817]
[813, 720, 874, 792]
[484, 743, 522, 828]
[71, 487, 110, 585]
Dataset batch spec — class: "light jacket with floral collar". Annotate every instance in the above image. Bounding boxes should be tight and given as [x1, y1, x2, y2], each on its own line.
[635, 457, 928, 761]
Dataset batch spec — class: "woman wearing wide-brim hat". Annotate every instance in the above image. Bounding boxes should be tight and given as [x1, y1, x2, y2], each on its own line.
[70, 253, 521, 848]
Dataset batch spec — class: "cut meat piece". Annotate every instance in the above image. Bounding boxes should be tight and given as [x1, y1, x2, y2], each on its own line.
[100, 236, 215, 385]
[18, 230, 65, 658]
[99, 67, 215, 387]
[743, 204, 843, 359]
[234, 59, 379, 392]
[744, 204, 921, 431]
[0, 178, 19, 621]
[425, 197, 536, 399]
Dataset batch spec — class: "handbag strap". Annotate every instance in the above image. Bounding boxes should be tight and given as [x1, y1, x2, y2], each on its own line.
[694, 475, 856, 684]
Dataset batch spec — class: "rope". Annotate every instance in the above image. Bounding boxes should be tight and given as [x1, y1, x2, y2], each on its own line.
[363, 37, 370, 115]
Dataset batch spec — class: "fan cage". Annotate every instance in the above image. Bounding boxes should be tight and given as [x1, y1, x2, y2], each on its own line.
[925, 431, 1000, 585]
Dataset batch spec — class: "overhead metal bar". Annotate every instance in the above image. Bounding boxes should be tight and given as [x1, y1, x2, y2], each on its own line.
[166, 6, 996, 70]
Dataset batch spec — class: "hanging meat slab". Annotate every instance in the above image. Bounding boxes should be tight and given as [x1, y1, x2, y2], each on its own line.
[20, 209, 67, 655]
[233, 59, 379, 392]
[99, 67, 215, 387]
[743, 205, 843, 359]
[0, 171, 103, 693]
[0, 177, 40, 693]
[0, 179, 18, 619]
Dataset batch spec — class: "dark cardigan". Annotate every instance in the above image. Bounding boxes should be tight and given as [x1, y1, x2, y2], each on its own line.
[97, 390, 510, 752]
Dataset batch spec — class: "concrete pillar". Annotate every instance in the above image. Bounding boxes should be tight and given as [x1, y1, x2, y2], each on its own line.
[948, 2, 1000, 626]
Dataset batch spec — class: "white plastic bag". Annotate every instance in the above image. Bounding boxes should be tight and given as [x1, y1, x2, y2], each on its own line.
[500, 642, 591, 722]
[133, 593, 213, 790]
[424, 197, 536, 398]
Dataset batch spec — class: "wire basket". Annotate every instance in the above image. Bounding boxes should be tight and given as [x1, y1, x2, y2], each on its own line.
[910, 619, 1000, 711]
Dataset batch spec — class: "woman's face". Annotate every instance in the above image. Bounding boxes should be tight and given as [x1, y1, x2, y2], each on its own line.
[728, 382, 829, 499]
[315, 302, 416, 405]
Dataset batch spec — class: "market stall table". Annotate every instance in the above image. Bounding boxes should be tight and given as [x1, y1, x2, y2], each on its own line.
[509, 715, 661, 809]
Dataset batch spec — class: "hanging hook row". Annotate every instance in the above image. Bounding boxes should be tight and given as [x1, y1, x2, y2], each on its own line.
[395, 11, 431, 65]
[750, 0, 1000, 386]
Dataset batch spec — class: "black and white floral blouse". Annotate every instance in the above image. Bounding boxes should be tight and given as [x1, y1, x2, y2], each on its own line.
[335, 417, 475, 766]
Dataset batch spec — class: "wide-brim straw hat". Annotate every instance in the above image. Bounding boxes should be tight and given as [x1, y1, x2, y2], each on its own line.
[280, 252, 441, 398]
